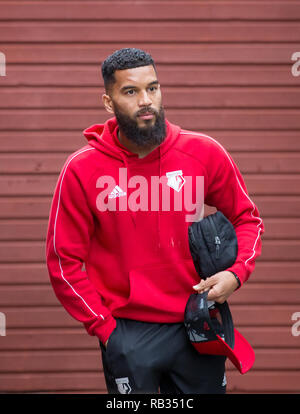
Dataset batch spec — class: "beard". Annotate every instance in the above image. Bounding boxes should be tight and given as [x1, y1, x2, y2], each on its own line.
[113, 103, 166, 149]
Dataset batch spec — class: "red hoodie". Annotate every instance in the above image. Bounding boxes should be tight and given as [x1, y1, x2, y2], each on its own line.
[46, 117, 264, 344]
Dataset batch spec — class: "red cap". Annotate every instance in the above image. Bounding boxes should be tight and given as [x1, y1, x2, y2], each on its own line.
[184, 292, 255, 374]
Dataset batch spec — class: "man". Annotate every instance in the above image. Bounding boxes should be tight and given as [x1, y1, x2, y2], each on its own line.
[46, 48, 264, 394]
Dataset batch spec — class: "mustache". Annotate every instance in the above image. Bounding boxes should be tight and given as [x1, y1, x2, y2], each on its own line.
[136, 107, 157, 117]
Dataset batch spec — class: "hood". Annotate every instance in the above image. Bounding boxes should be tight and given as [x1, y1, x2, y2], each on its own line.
[83, 117, 181, 163]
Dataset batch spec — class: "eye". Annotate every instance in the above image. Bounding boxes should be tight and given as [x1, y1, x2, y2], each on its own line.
[148, 86, 158, 92]
[125, 89, 135, 96]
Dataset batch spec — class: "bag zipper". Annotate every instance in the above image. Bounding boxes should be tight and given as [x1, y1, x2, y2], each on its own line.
[208, 215, 221, 259]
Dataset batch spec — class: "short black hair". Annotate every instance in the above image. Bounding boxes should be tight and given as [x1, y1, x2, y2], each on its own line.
[101, 48, 156, 93]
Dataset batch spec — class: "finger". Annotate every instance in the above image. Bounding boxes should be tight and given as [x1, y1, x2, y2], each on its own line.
[206, 285, 222, 301]
[193, 285, 210, 294]
[198, 288, 210, 295]
[217, 298, 226, 304]
[206, 290, 217, 301]
[192, 280, 206, 290]
[193, 285, 204, 292]
[193, 276, 217, 291]
[207, 291, 226, 303]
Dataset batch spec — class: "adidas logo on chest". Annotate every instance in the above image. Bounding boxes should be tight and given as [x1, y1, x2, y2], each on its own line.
[108, 185, 127, 199]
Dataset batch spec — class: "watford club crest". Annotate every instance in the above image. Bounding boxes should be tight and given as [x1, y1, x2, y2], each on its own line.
[166, 170, 186, 192]
[115, 377, 132, 394]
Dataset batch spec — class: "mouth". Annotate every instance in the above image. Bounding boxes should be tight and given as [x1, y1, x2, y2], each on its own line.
[139, 113, 154, 120]
[137, 110, 155, 121]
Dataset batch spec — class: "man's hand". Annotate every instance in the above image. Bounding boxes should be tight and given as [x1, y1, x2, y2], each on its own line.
[192, 271, 239, 303]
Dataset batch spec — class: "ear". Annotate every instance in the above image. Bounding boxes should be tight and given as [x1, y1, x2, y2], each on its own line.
[102, 94, 114, 114]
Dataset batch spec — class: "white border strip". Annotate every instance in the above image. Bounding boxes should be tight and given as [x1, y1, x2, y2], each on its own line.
[181, 131, 263, 266]
[53, 147, 104, 320]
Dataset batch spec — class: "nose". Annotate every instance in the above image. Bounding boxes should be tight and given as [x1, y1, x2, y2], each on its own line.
[138, 90, 152, 107]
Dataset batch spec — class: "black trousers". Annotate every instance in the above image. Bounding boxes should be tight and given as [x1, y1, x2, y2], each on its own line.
[99, 318, 227, 394]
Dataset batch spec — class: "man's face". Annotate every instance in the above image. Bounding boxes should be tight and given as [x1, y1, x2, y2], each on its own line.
[103, 65, 166, 148]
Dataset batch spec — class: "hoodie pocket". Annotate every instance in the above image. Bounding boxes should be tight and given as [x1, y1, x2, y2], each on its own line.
[125, 260, 199, 321]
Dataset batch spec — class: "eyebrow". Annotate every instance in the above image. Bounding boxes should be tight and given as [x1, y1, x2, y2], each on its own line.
[120, 80, 159, 92]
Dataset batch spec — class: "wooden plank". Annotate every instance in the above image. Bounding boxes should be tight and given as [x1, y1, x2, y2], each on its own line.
[1, 131, 299, 153]
[0, 197, 52, 219]
[1, 87, 300, 109]
[240, 326, 300, 348]
[0, 348, 299, 373]
[0, 241, 47, 262]
[249, 261, 300, 283]
[0, 350, 103, 373]
[1, 22, 300, 42]
[230, 305, 300, 327]
[0, 239, 299, 263]
[0, 263, 50, 284]
[261, 218, 300, 239]
[171, 110, 300, 131]
[2, 307, 80, 329]
[0, 216, 300, 244]
[0, 261, 299, 285]
[0, 325, 298, 351]
[3, 64, 299, 87]
[1, 195, 299, 220]
[0, 175, 59, 196]
[0, 285, 60, 307]
[1, 217, 300, 241]
[0, 220, 48, 241]
[1, 109, 300, 131]
[1, 44, 298, 64]
[1, 1, 300, 21]
[0, 371, 106, 393]
[227, 371, 300, 393]
[232, 153, 300, 174]
[244, 175, 300, 196]
[0, 283, 299, 307]
[0, 132, 85, 152]
[269, 217, 300, 238]
[0, 238, 298, 265]
[0, 370, 299, 393]
[0, 328, 98, 351]
[2, 152, 300, 174]
[252, 196, 300, 218]
[230, 283, 300, 305]
[251, 349, 300, 370]
[0, 305, 298, 328]
[208, 131, 300, 152]
[0, 154, 67, 174]
[1, 261, 300, 285]
[1, 174, 300, 197]
[256, 240, 300, 261]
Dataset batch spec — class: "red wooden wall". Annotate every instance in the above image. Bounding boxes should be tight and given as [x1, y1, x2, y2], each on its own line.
[0, 0, 300, 393]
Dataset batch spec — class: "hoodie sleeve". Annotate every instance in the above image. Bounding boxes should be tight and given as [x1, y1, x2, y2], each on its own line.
[46, 151, 116, 344]
[204, 139, 264, 287]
